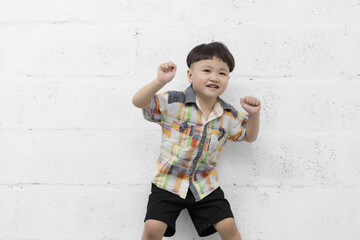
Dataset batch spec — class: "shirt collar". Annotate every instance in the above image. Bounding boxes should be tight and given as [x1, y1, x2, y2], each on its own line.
[184, 84, 233, 111]
[184, 85, 197, 105]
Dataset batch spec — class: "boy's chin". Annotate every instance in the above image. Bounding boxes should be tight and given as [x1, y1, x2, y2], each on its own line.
[200, 92, 223, 100]
[205, 87, 224, 96]
[193, 87, 224, 99]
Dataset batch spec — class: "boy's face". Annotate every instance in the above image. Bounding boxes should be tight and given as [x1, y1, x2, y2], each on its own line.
[187, 57, 230, 102]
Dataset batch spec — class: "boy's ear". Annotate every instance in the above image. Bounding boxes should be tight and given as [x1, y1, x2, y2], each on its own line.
[187, 69, 193, 83]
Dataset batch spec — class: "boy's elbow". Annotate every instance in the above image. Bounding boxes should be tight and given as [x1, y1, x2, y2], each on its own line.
[131, 97, 139, 108]
[244, 137, 257, 143]
[243, 137, 252, 142]
[243, 134, 257, 142]
[131, 96, 142, 108]
[132, 97, 150, 109]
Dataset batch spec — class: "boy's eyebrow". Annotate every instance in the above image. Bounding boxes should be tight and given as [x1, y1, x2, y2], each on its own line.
[200, 65, 213, 68]
[201, 65, 229, 71]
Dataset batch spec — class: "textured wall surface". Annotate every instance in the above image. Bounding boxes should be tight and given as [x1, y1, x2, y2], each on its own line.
[0, 1, 360, 239]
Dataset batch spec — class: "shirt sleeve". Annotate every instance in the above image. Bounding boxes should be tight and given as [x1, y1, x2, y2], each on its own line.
[142, 92, 168, 125]
[227, 111, 249, 142]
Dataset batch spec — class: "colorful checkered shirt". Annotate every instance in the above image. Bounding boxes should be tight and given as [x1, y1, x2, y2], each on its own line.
[143, 85, 248, 201]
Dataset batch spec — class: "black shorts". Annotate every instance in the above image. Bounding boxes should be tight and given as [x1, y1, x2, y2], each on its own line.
[144, 184, 234, 237]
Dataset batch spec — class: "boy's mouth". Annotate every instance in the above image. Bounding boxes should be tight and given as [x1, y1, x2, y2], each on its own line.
[206, 84, 219, 89]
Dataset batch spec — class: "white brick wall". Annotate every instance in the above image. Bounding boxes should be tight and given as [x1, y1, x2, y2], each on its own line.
[0, 1, 359, 239]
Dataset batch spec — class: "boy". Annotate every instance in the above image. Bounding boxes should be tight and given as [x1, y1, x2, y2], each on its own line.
[132, 42, 260, 240]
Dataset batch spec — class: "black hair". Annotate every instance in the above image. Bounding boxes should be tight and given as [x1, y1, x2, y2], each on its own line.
[186, 42, 235, 72]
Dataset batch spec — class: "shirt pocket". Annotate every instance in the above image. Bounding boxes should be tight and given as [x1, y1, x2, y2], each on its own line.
[209, 128, 227, 152]
[171, 120, 194, 148]
[170, 121, 195, 164]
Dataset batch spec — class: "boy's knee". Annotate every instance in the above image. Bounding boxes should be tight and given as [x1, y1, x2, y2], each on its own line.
[214, 218, 242, 240]
[142, 220, 167, 240]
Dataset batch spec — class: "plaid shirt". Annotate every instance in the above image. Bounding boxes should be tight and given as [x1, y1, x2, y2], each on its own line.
[143, 85, 248, 201]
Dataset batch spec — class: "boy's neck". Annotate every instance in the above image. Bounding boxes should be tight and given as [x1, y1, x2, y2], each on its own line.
[196, 96, 217, 120]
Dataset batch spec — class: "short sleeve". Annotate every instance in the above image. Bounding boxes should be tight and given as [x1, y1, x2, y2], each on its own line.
[142, 92, 169, 125]
[227, 111, 249, 142]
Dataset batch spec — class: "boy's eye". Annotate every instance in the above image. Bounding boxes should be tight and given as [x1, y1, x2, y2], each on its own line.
[220, 72, 227, 76]
[203, 69, 210, 72]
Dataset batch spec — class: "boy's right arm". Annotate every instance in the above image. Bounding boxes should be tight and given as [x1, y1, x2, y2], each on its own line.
[132, 61, 177, 109]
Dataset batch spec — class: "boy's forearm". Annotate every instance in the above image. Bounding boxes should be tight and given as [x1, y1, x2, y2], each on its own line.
[244, 113, 260, 142]
[132, 78, 166, 109]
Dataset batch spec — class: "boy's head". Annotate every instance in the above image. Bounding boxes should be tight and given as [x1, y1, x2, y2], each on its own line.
[186, 42, 235, 72]
[186, 42, 233, 102]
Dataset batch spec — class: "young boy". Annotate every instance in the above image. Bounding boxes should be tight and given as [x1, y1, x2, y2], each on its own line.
[132, 42, 260, 240]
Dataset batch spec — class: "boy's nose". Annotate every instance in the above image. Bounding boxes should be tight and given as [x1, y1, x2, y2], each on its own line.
[210, 74, 219, 82]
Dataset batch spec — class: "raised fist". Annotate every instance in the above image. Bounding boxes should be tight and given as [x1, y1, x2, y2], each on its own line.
[240, 96, 261, 115]
[157, 61, 177, 84]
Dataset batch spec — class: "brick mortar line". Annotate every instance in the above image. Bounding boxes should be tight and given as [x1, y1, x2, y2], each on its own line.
[0, 183, 359, 189]
[0, 129, 359, 134]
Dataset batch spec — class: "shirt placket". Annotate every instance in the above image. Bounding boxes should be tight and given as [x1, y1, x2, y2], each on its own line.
[188, 121, 209, 201]
[188, 102, 222, 201]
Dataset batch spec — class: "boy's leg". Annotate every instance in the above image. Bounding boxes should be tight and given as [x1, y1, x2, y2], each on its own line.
[143, 184, 186, 237]
[141, 219, 167, 240]
[213, 218, 242, 240]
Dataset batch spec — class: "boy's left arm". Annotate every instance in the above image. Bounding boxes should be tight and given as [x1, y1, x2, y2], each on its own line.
[240, 96, 261, 142]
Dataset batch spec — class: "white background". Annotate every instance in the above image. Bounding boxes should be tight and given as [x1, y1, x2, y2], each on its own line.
[0, 0, 360, 239]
